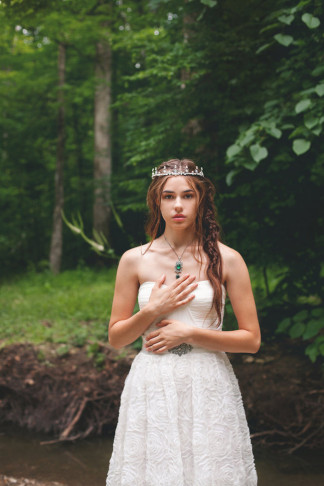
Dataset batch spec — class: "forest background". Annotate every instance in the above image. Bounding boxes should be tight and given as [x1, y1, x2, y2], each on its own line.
[0, 0, 324, 367]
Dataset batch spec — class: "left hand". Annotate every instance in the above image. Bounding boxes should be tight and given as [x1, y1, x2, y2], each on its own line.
[145, 319, 191, 354]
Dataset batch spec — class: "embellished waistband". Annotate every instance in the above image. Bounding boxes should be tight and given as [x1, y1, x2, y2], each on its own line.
[140, 344, 218, 357]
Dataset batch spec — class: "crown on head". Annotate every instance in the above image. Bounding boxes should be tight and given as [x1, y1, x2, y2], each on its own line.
[152, 164, 204, 179]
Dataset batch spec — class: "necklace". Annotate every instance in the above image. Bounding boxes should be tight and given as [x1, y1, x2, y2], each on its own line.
[164, 235, 192, 279]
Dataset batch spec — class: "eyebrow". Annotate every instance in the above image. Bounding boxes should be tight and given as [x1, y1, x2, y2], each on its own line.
[162, 189, 195, 193]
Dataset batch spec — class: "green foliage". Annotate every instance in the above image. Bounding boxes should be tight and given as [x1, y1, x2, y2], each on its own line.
[276, 307, 324, 362]
[222, 0, 324, 360]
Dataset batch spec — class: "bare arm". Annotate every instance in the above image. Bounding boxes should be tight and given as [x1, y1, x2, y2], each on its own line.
[188, 250, 261, 353]
[109, 249, 197, 349]
[108, 250, 156, 349]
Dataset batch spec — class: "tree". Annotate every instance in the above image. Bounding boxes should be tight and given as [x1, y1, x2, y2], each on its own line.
[93, 21, 112, 240]
[49, 42, 66, 274]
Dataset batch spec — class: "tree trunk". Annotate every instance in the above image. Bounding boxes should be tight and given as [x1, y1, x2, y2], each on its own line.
[49, 42, 65, 274]
[181, 8, 202, 140]
[93, 31, 112, 240]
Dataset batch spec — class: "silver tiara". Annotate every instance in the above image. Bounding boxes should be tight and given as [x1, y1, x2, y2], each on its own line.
[152, 165, 204, 179]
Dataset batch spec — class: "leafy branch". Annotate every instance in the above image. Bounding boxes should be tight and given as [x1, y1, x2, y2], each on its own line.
[62, 211, 117, 259]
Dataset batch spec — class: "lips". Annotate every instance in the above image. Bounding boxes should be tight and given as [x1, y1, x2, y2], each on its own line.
[173, 214, 186, 220]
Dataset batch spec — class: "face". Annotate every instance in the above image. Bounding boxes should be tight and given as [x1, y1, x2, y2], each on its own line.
[159, 176, 198, 229]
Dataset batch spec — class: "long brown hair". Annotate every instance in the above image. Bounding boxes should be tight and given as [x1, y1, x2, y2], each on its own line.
[146, 158, 224, 322]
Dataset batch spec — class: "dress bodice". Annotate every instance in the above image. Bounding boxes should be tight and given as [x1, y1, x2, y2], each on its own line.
[138, 281, 226, 345]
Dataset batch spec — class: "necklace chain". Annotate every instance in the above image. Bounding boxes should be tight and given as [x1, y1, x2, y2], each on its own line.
[164, 235, 192, 279]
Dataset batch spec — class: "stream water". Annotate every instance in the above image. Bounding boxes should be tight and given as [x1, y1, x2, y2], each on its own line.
[0, 427, 323, 486]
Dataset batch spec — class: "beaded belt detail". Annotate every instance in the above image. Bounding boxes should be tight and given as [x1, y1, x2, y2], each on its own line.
[168, 343, 193, 356]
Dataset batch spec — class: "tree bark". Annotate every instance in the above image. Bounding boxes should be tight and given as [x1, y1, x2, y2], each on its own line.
[93, 31, 112, 240]
[181, 8, 202, 140]
[49, 42, 65, 274]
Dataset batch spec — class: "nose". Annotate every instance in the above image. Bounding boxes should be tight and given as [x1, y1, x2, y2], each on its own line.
[174, 196, 183, 211]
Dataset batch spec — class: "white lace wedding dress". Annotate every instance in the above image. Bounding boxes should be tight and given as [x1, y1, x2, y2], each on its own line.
[106, 281, 257, 486]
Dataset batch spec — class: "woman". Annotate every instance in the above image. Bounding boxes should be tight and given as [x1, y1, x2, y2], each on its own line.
[106, 159, 260, 486]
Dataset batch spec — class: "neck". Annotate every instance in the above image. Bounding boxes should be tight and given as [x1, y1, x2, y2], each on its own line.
[163, 227, 196, 250]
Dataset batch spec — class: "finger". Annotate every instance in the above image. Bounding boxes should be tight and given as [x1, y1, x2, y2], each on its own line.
[169, 273, 190, 291]
[155, 274, 166, 288]
[173, 275, 197, 295]
[156, 320, 171, 327]
[179, 282, 198, 299]
[147, 341, 164, 352]
[175, 292, 196, 307]
[146, 330, 159, 341]
[171, 282, 197, 304]
[145, 335, 161, 347]
[153, 345, 168, 354]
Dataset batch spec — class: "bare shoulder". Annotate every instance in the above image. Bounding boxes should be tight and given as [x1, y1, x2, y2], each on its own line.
[218, 242, 248, 281]
[119, 245, 143, 265]
[115, 244, 145, 283]
[218, 241, 245, 265]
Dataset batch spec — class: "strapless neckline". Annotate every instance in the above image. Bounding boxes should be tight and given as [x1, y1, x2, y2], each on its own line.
[139, 280, 225, 290]
[140, 280, 210, 287]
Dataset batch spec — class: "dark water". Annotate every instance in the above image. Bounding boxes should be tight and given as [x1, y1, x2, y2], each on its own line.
[0, 428, 323, 485]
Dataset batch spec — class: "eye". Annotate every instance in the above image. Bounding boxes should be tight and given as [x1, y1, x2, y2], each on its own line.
[184, 193, 194, 199]
[162, 194, 173, 199]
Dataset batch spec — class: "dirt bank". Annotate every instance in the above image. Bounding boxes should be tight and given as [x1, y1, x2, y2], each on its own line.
[0, 340, 323, 452]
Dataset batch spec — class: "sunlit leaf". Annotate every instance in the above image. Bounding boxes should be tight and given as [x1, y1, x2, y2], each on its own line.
[265, 126, 282, 139]
[304, 114, 318, 130]
[278, 14, 294, 25]
[312, 126, 322, 136]
[225, 170, 237, 186]
[226, 144, 241, 159]
[250, 144, 268, 163]
[273, 34, 293, 47]
[295, 99, 311, 113]
[292, 139, 311, 155]
[301, 13, 320, 29]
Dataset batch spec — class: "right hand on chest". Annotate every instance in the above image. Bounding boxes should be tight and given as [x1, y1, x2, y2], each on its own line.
[148, 274, 198, 316]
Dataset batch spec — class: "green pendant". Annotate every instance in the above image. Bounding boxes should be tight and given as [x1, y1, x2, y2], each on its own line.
[174, 259, 183, 278]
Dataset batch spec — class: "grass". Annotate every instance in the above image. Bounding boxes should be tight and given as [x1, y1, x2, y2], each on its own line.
[0, 267, 117, 346]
